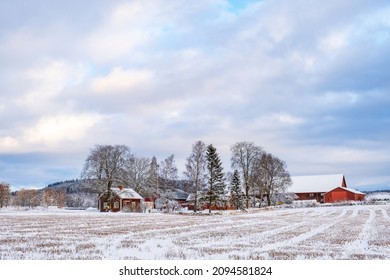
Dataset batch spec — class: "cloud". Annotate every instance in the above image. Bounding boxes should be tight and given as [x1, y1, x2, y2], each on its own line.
[0, 137, 19, 150]
[25, 114, 103, 145]
[0, 114, 104, 153]
[90, 68, 153, 94]
[1, 0, 390, 189]
[11, 59, 88, 117]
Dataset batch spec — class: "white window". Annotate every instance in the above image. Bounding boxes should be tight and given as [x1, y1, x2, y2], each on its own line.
[114, 201, 119, 209]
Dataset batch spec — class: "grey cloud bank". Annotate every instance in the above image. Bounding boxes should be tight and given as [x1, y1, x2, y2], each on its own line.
[0, 0, 389, 191]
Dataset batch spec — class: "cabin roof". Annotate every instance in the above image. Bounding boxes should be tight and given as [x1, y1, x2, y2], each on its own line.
[111, 187, 143, 199]
[289, 174, 346, 193]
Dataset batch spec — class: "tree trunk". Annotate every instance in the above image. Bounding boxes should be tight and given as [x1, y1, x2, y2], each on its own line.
[106, 180, 113, 211]
[266, 192, 271, 206]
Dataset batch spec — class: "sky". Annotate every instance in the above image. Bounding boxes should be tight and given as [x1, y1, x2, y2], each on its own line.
[0, 0, 389, 191]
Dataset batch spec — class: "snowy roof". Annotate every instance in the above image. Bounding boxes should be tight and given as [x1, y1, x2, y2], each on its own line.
[111, 187, 143, 199]
[289, 174, 346, 193]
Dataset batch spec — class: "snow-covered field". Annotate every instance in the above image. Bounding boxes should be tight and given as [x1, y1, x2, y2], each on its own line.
[1, 204, 389, 260]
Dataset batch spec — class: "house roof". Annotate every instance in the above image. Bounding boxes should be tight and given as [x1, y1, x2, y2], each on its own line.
[111, 187, 143, 199]
[325, 187, 365, 195]
[289, 174, 346, 193]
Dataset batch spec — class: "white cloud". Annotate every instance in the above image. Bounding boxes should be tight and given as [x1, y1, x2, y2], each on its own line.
[83, 1, 165, 63]
[1, 113, 103, 153]
[275, 113, 305, 125]
[90, 67, 153, 94]
[0, 136, 19, 151]
[17, 59, 87, 111]
[319, 31, 348, 52]
[24, 114, 103, 146]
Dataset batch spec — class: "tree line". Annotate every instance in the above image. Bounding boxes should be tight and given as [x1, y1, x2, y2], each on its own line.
[80, 141, 292, 212]
[0, 183, 67, 209]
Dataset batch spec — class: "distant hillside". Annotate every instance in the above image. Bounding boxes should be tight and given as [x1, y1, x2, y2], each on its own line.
[363, 189, 390, 194]
[46, 179, 98, 193]
[44, 179, 99, 208]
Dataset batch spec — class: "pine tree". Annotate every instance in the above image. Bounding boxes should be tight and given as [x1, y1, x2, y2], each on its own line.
[230, 169, 245, 210]
[202, 144, 225, 213]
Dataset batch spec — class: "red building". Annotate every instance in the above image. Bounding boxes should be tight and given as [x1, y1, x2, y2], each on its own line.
[289, 174, 365, 203]
[98, 186, 143, 212]
[324, 187, 365, 203]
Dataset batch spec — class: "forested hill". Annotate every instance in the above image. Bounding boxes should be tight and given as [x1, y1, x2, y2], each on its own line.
[46, 179, 97, 194]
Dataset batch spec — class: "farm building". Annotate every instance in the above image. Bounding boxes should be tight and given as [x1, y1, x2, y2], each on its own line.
[98, 186, 143, 212]
[289, 174, 364, 203]
[324, 187, 365, 203]
[143, 197, 156, 211]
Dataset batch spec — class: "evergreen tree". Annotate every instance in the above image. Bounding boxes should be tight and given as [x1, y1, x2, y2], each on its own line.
[230, 169, 245, 210]
[202, 144, 225, 213]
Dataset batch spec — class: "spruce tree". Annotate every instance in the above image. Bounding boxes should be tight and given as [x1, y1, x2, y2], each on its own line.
[230, 169, 245, 210]
[203, 144, 225, 213]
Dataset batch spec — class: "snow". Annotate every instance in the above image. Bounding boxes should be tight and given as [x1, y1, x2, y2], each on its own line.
[107, 187, 143, 199]
[366, 192, 390, 203]
[289, 174, 345, 193]
[1, 204, 390, 260]
[324, 186, 365, 195]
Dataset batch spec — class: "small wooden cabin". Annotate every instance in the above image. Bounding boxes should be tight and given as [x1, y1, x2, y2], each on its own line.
[98, 186, 143, 212]
[324, 187, 365, 203]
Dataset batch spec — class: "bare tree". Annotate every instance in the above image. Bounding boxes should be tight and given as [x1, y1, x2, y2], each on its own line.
[148, 156, 159, 194]
[183, 140, 207, 212]
[255, 152, 292, 206]
[53, 189, 66, 208]
[231, 142, 263, 208]
[81, 145, 132, 210]
[0, 182, 11, 208]
[13, 189, 40, 208]
[43, 189, 54, 207]
[126, 155, 152, 195]
[159, 154, 178, 195]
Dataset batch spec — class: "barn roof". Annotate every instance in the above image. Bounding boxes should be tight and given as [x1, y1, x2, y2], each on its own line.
[111, 187, 143, 199]
[289, 174, 346, 193]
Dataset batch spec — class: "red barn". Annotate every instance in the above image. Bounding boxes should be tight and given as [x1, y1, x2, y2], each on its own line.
[324, 187, 365, 203]
[289, 174, 347, 203]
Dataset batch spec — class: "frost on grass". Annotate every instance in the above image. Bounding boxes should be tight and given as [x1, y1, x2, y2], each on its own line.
[0, 205, 390, 260]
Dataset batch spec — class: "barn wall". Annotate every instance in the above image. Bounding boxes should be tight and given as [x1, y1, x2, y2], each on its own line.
[296, 193, 324, 203]
[328, 188, 348, 202]
[324, 188, 365, 203]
